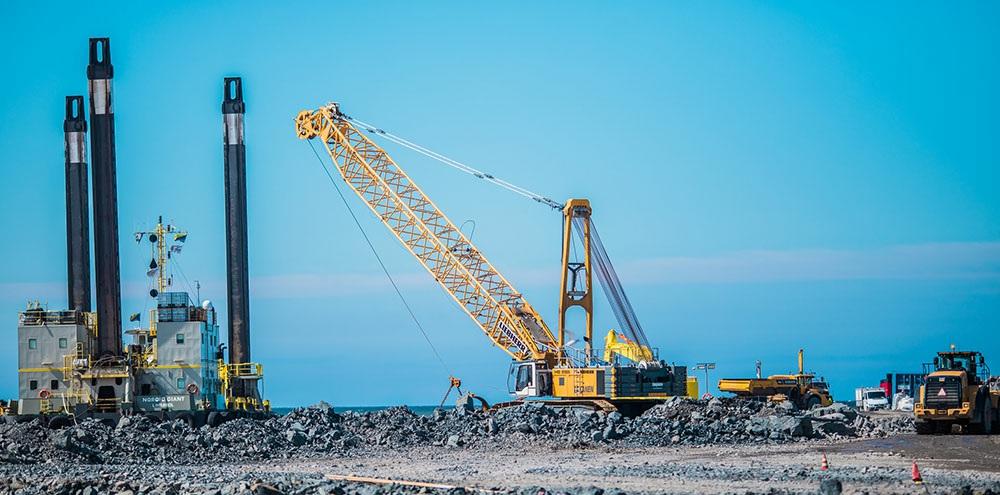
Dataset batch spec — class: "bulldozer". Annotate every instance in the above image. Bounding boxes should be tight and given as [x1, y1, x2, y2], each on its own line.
[718, 349, 833, 409]
[915, 347, 999, 434]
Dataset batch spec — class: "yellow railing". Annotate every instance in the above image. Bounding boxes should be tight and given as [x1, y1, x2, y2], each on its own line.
[223, 362, 264, 378]
[93, 397, 120, 412]
[217, 360, 269, 412]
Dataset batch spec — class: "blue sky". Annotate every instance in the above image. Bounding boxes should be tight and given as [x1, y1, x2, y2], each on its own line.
[0, 2, 998, 406]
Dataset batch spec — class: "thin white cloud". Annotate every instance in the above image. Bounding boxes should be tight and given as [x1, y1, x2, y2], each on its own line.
[3, 242, 997, 302]
[242, 241, 1000, 298]
[615, 242, 1000, 284]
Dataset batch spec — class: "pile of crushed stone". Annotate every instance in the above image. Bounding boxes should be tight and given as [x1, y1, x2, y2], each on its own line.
[0, 398, 912, 465]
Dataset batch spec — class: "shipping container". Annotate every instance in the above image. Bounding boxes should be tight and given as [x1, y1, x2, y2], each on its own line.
[157, 307, 189, 322]
[893, 373, 925, 397]
[157, 291, 190, 308]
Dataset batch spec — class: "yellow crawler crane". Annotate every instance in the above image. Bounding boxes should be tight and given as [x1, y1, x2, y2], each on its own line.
[718, 349, 833, 409]
[296, 103, 692, 414]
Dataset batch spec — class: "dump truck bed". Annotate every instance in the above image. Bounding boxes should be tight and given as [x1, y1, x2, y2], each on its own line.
[718, 377, 798, 397]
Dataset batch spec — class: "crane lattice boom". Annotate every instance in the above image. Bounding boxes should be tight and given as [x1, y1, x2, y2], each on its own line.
[296, 104, 560, 362]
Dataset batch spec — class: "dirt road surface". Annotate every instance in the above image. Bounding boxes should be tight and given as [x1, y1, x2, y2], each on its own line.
[257, 434, 1000, 494]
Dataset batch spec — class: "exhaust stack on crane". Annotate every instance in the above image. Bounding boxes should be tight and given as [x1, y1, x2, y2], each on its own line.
[87, 38, 123, 357]
[64, 96, 91, 313]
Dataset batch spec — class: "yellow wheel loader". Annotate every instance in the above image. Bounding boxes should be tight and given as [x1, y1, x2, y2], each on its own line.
[915, 349, 999, 435]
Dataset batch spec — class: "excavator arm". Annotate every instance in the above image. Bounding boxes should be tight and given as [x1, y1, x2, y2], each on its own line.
[295, 104, 562, 363]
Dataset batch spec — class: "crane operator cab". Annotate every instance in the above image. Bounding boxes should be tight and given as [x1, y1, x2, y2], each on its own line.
[509, 361, 553, 398]
[936, 353, 980, 375]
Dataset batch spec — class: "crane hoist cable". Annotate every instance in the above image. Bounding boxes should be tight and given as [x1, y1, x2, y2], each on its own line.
[579, 219, 651, 348]
[307, 139, 453, 377]
[342, 114, 654, 351]
[346, 116, 564, 210]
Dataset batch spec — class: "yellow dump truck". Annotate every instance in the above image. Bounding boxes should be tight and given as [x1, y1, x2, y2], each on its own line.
[718, 350, 833, 409]
[915, 349, 999, 434]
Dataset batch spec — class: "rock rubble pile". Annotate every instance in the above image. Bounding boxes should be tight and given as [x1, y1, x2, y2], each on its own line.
[0, 398, 913, 465]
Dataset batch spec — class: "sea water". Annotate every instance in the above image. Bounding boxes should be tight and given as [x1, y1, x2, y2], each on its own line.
[272, 405, 450, 416]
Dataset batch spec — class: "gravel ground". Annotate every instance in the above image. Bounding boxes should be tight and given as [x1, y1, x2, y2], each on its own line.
[0, 400, 996, 494]
[260, 439, 1000, 495]
[1, 438, 998, 495]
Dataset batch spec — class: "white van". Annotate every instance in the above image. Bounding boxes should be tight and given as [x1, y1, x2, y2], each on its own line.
[855, 387, 890, 411]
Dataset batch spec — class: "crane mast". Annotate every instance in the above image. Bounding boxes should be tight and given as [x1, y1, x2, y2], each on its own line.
[296, 104, 562, 364]
[559, 199, 594, 361]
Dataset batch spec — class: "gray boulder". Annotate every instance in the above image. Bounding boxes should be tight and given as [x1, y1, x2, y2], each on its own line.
[776, 400, 798, 413]
[514, 422, 534, 434]
[602, 425, 620, 441]
[814, 421, 854, 437]
[816, 412, 848, 422]
[810, 403, 856, 421]
[286, 430, 307, 446]
[606, 411, 624, 424]
[775, 416, 813, 437]
[574, 409, 595, 425]
[818, 478, 842, 495]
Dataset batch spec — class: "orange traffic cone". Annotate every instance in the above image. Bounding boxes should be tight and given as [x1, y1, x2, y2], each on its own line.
[911, 461, 923, 484]
[820, 453, 829, 471]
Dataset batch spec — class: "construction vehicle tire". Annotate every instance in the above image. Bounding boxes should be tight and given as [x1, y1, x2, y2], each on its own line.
[983, 398, 993, 435]
[206, 411, 223, 427]
[914, 420, 934, 435]
[974, 395, 992, 435]
[804, 395, 821, 410]
[176, 412, 195, 429]
[969, 389, 990, 435]
[47, 415, 71, 430]
[935, 421, 954, 434]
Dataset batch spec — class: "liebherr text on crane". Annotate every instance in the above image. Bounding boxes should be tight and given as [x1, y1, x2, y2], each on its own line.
[296, 103, 695, 415]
